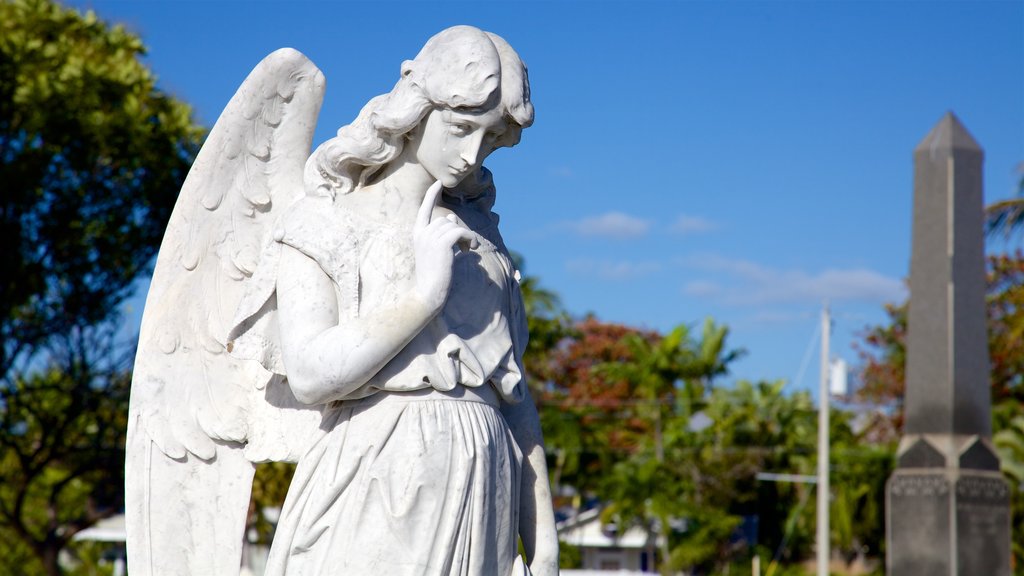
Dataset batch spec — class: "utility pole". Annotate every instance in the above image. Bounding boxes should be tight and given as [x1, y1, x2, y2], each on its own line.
[817, 303, 830, 576]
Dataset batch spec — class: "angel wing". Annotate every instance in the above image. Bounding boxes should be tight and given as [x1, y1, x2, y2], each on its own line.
[125, 48, 325, 576]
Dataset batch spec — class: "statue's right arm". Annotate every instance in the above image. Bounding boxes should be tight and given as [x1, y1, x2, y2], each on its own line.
[277, 182, 475, 405]
[276, 244, 437, 405]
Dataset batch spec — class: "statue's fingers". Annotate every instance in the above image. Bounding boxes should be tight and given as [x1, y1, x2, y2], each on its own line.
[440, 227, 476, 251]
[432, 219, 478, 250]
[425, 217, 456, 237]
[416, 180, 444, 228]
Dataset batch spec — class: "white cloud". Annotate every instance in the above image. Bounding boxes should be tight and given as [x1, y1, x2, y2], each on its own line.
[682, 254, 906, 306]
[567, 258, 663, 280]
[747, 310, 815, 325]
[567, 212, 651, 239]
[549, 166, 574, 178]
[670, 214, 717, 234]
[682, 280, 720, 297]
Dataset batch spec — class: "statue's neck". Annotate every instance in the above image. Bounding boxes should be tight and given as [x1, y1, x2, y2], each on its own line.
[379, 145, 433, 199]
[356, 151, 436, 225]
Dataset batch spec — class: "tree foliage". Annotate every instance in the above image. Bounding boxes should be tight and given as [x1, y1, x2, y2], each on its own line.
[985, 162, 1024, 239]
[598, 377, 823, 575]
[537, 317, 654, 497]
[0, 0, 201, 376]
[0, 342, 129, 576]
[534, 316, 828, 574]
[0, 1, 202, 573]
[528, 309, 894, 574]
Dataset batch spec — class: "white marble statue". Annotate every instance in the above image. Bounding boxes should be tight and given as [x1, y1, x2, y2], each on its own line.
[125, 26, 558, 576]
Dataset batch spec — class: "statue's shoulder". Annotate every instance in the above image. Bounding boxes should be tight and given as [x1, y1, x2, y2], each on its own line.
[276, 194, 360, 281]
[278, 194, 356, 246]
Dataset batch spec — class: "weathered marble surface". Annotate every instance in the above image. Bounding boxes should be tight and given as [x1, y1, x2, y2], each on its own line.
[126, 26, 558, 576]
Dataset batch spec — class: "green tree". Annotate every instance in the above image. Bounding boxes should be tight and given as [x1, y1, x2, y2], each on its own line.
[708, 380, 818, 568]
[985, 162, 1024, 239]
[0, 0, 200, 376]
[538, 317, 653, 499]
[535, 312, 873, 573]
[828, 411, 893, 569]
[593, 320, 747, 574]
[595, 376, 827, 575]
[248, 462, 297, 546]
[512, 254, 574, 399]
[0, 357, 129, 576]
[0, 1, 201, 574]
[993, 403, 1024, 572]
[983, 168, 1024, 573]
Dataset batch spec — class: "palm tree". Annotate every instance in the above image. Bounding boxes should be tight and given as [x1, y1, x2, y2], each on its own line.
[993, 408, 1024, 566]
[594, 320, 744, 574]
[985, 162, 1024, 237]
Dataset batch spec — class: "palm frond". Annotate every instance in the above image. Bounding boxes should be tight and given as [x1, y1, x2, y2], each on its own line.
[985, 162, 1024, 238]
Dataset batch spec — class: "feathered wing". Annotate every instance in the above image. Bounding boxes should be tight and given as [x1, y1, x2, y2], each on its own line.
[125, 48, 325, 576]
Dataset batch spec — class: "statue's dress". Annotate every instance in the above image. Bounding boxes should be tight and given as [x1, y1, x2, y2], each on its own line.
[250, 192, 530, 576]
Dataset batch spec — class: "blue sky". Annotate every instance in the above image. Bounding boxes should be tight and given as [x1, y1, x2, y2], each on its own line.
[72, 0, 1023, 397]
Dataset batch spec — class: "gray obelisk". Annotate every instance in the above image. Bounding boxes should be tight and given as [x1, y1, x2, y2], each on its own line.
[886, 112, 1011, 576]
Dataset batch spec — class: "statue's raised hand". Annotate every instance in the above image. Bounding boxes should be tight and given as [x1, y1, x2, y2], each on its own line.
[413, 180, 478, 313]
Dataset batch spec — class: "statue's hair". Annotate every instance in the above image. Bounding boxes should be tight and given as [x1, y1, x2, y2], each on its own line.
[305, 26, 533, 197]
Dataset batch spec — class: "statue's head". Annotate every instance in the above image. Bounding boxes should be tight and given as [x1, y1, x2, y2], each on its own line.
[308, 26, 532, 196]
[397, 26, 533, 146]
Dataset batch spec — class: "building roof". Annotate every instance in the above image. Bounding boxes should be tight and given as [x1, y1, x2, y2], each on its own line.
[557, 509, 656, 549]
[73, 514, 126, 543]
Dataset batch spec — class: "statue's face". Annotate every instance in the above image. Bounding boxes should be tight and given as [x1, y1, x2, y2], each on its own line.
[412, 106, 507, 188]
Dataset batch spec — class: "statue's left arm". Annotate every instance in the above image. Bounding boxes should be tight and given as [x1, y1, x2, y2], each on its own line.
[502, 390, 560, 575]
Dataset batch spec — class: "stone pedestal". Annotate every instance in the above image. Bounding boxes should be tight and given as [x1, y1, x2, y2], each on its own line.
[887, 439, 1010, 575]
[885, 113, 1011, 576]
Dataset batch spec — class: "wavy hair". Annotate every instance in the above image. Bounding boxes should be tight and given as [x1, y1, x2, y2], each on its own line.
[305, 26, 533, 198]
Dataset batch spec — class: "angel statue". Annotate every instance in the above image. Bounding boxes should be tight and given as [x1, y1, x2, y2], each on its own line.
[125, 25, 558, 576]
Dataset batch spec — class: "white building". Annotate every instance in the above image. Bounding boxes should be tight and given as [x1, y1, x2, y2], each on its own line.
[557, 508, 659, 574]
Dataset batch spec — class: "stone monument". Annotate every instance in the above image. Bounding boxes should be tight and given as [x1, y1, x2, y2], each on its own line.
[886, 112, 1011, 575]
[124, 26, 558, 576]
